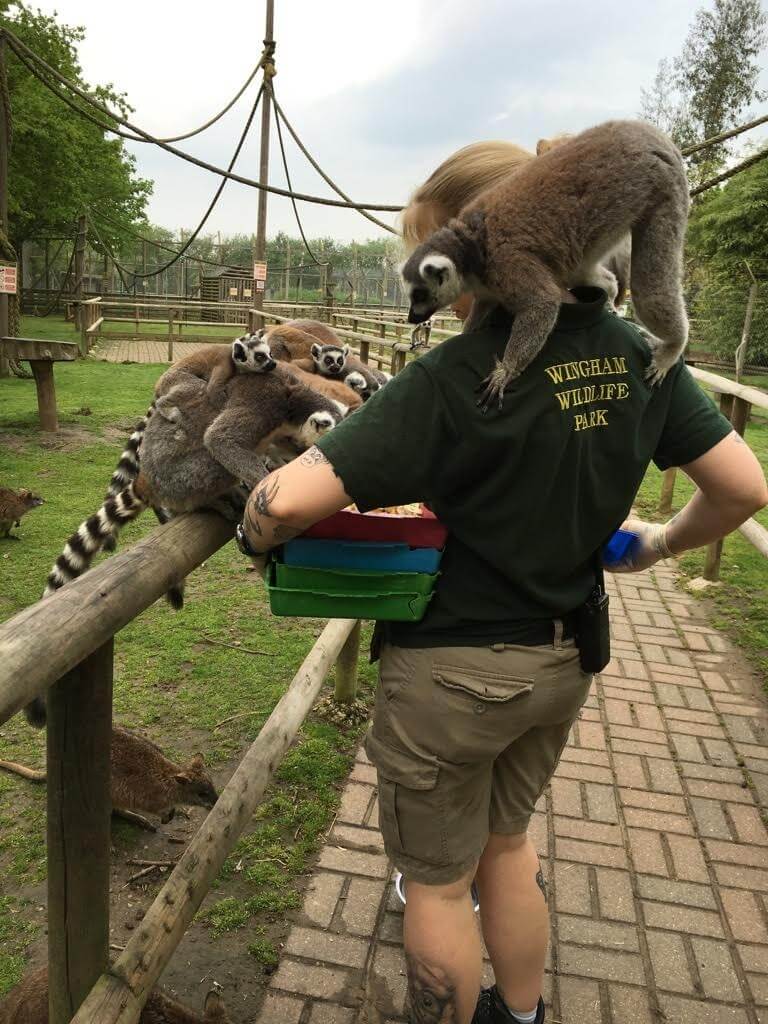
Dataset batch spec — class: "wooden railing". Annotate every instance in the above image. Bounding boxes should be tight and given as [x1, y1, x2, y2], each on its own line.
[658, 366, 768, 580]
[0, 511, 361, 1024]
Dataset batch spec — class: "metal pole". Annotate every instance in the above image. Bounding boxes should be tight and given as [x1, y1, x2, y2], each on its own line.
[0, 35, 11, 377]
[252, 0, 275, 317]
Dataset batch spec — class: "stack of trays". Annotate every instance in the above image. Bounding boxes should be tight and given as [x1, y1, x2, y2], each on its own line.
[265, 505, 448, 621]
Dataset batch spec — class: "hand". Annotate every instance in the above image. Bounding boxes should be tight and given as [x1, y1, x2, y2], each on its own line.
[606, 518, 674, 574]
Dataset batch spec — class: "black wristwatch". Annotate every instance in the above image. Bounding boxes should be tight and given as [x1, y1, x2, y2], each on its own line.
[235, 521, 262, 559]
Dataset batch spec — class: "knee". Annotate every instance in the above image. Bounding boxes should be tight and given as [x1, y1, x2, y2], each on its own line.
[405, 868, 475, 905]
[482, 830, 530, 860]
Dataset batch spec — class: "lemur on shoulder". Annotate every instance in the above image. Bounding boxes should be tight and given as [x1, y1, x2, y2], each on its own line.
[400, 119, 689, 410]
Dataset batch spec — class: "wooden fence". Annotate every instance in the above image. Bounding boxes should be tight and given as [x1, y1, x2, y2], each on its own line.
[658, 366, 768, 579]
[0, 511, 362, 1024]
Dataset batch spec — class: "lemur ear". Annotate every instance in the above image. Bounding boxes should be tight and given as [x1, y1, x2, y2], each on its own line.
[232, 340, 247, 361]
[342, 344, 350, 358]
[311, 343, 322, 359]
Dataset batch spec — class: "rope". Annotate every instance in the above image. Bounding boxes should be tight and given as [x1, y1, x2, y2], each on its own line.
[689, 146, 768, 197]
[91, 85, 265, 281]
[149, 63, 262, 144]
[271, 95, 397, 234]
[3, 29, 403, 212]
[87, 208, 248, 272]
[272, 84, 327, 267]
[87, 217, 134, 292]
[682, 112, 768, 158]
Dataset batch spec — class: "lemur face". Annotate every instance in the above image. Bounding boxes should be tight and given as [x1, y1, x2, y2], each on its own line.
[311, 343, 349, 377]
[400, 251, 463, 324]
[232, 333, 277, 373]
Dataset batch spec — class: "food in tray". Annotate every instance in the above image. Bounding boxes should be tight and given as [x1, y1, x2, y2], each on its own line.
[344, 502, 423, 517]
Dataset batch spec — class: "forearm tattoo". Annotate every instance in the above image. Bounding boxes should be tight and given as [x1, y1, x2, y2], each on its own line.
[243, 472, 300, 551]
[299, 446, 330, 467]
[406, 955, 458, 1023]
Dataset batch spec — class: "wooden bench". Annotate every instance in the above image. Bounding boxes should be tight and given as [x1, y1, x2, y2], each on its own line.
[0, 336, 79, 432]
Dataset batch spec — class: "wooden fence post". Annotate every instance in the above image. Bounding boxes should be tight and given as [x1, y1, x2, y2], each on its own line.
[167, 308, 175, 363]
[29, 360, 59, 432]
[658, 467, 678, 516]
[47, 640, 113, 1024]
[703, 395, 753, 582]
[334, 620, 361, 703]
[359, 339, 370, 365]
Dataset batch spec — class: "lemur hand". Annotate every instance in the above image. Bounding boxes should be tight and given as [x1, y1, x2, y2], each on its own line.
[606, 518, 675, 573]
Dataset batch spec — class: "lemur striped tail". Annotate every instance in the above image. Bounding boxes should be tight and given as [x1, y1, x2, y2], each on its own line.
[44, 482, 147, 597]
[107, 410, 151, 498]
[99, 409, 183, 607]
[102, 408, 152, 552]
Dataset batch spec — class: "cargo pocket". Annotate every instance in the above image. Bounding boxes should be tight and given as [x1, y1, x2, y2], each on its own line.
[366, 733, 445, 866]
[432, 664, 534, 704]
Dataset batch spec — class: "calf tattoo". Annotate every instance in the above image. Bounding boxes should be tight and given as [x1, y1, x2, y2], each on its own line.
[406, 955, 458, 1023]
[536, 862, 548, 904]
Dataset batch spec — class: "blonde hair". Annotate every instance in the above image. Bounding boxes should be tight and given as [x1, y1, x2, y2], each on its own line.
[400, 140, 535, 251]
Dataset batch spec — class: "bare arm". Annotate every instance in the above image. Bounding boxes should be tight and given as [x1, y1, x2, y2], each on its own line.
[242, 447, 351, 555]
[610, 432, 768, 572]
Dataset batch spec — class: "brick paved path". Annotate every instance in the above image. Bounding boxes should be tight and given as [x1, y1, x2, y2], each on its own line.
[260, 562, 768, 1024]
[91, 338, 212, 363]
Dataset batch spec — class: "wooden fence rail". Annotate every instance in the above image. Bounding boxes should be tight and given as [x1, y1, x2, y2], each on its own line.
[658, 366, 768, 580]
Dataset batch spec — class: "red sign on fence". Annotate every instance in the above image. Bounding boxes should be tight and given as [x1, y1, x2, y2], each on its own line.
[0, 263, 17, 295]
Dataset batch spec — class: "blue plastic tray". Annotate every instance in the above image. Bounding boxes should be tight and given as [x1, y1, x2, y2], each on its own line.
[282, 538, 443, 574]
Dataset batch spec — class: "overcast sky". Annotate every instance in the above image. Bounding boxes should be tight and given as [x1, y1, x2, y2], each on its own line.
[29, 0, 768, 243]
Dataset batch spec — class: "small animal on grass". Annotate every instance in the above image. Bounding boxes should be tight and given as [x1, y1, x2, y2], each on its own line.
[0, 725, 217, 828]
[0, 487, 44, 538]
[0, 965, 228, 1024]
[301, 343, 391, 401]
[153, 333, 277, 422]
[536, 131, 632, 309]
[400, 119, 690, 410]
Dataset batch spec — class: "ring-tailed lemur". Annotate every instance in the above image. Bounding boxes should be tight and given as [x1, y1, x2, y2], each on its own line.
[306, 342, 391, 401]
[27, 365, 341, 728]
[400, 119, 689, 410]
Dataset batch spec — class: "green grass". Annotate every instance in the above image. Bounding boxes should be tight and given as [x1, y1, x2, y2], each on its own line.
[0, 355, 377, 993]
[634, 412, 768, 679]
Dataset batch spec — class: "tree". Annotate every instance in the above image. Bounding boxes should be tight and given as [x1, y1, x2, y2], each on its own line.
[640, 0, 766, 183]
[686, 149, 768, 364]
[1, 1, 151, 251]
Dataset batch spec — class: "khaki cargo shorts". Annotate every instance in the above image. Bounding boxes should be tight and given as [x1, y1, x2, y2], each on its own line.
[364, 639, 593, 884]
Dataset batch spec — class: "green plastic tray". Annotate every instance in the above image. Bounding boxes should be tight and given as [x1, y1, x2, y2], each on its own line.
[273, 561, 438, 595]
[265, 565, 433, 621]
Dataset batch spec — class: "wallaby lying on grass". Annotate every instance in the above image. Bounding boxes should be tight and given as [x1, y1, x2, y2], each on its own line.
[0, 966, 227, 1024]
[0, 726, 217, 830]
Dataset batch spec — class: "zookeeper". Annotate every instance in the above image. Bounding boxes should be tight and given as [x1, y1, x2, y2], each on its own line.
[236, 142, 768, 1024]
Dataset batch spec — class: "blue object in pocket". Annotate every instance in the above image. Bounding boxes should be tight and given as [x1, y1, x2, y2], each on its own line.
[603, 529, 639, 566]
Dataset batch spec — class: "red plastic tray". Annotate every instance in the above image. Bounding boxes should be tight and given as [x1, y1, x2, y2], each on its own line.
[303, 505, 448, 548]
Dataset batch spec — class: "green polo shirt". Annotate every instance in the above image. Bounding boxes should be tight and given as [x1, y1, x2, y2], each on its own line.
[316, 288, 732, 646]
